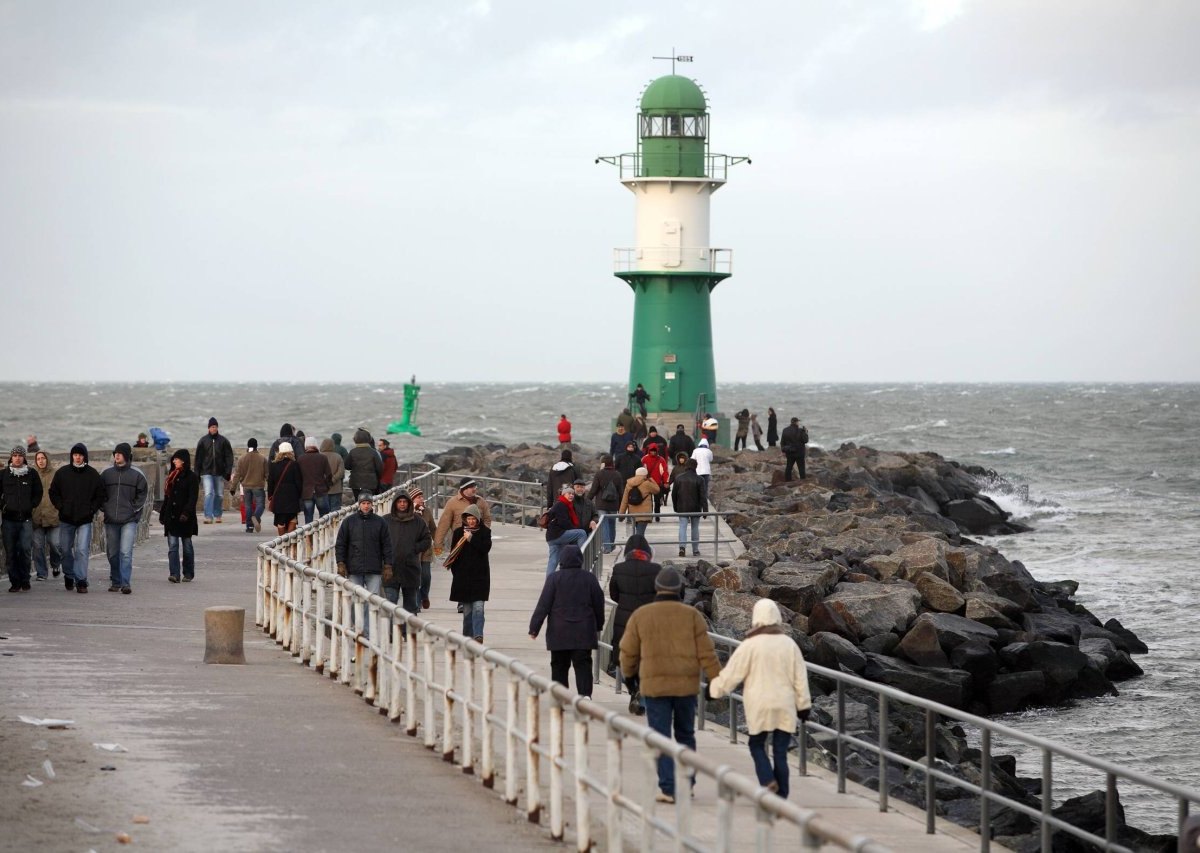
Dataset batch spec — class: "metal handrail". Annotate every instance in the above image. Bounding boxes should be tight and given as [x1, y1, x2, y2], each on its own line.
[431, 471, 544, 530]
[254, 469, 891, 852]
[613, 247, 733, 275]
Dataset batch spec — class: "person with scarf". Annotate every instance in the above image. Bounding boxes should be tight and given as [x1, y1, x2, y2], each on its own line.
[706, 599, 812, 798]
[1, 446, 43, 592]
[528, 544, 605, 697]
[607, 533, 659, 713]
[30, 451, 61, 581]
[160, 448, 200, 582]
[544, 483, 586, 577]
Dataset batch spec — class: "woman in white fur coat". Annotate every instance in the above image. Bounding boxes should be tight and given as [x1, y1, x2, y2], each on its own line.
[706, 599, 812, 797]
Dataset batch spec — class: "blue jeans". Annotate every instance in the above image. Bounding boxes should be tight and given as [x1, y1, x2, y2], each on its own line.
[59, 522, 93, 584]
[105, 521, 138, 587]
[600, 515, 617, 553]
[677, 516, 700, 555]
[461, 600, 485, 638]
[348, 573, 383, 640]
[633, 520, 649, 538]
[2, 518, 33, 586]
[546, 528, 587, 576]
[643, 695, 698, 797]
[321, 492, 342, 514]
[419, 560, 432, 607]
[302, 499, 318, 525]
[167, 534, 195, 579]
[243, 488, 265, 529]
[202, 475, 226, 520]
[32, 524, 61, 578]
[748, 730, 792, 798]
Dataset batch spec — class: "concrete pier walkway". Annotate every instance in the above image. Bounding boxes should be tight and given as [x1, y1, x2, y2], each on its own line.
[1, 514, 1002, 851]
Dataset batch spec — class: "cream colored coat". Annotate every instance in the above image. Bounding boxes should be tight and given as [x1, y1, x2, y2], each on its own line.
[707, 631, 812, 734]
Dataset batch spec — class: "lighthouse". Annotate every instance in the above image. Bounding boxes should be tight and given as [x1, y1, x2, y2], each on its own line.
[598, 69, 748, 446]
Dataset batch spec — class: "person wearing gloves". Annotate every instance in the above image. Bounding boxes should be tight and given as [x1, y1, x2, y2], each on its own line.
[49, 442, 106, 592]
[160, 448, 200, 583]
[446, 504, 492, 642]
[383, 491, 432, 622]
[705, 598, 812, 798]
[528, 544, 605, 697]
[334, 492, 391, 641]
[432, 478, 492, 555]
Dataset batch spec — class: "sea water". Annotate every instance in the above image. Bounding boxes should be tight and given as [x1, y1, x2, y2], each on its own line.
[3, 381, 1197, 827]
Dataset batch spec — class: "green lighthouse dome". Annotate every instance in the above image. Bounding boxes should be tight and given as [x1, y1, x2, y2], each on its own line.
[639, 75, 707, 113]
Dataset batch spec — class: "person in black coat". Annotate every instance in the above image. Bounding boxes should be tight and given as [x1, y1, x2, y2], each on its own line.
[49, 442, 106, 592]
[194, 417, 235, 524]
[447, 504, 492, 641]
[383, 492, 432, 619]
[780, 417, 808, 481]
[615, 439, 642, 481]
[267, 443, 304, 534]
[766, 408, 779, 448]
[528, 544, 606, 697]
[587, 455, 625, 554]
[160, 448, 200, 582]
[670, 460, 708, 558]
[607, 533, 661, 711]
[666, 424, 695, 463]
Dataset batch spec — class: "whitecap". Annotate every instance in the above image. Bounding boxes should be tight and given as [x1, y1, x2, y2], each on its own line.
[932, 419, 948, 427]
[979, 447, 1016, 456]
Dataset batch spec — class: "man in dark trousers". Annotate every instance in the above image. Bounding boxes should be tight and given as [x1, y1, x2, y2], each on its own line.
[195, 417, 234, 524]
[670, 459, 707, 557]
[780, 417, 809, 481]
[528, 544, 606, 697]
[587, 455, 625, 554]
[667, 424, 695, 465]
[335, 492, 391, 640]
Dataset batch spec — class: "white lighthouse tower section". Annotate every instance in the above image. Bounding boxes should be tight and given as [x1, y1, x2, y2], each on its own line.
[623, 176, 726, 273]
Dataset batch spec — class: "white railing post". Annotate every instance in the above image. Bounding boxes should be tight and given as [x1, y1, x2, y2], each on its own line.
[405, 629, 418, 737]
[340, 590, 353, 686]
[388, 620, 403, 722]
[526, 689, 542, 825]
[442, 643, 456, 763]
[255, 552, 265, 627]
[505, 673, 519, 805]
[314, 579, 327, 673]
[550, 699, 564, 841]
[481, 662, 495, 788]
[299, 575, 312, 664]
[574, 717, 590, 852]
[674, 750, 692, 850]
[641, 745, 657, 852]
[461, 652, 475, 775]
[606, 731, 623, 853]
[422, 634, 435, 749]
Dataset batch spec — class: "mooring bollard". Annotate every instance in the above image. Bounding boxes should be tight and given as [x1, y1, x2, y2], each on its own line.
[204, 606, 247, 665]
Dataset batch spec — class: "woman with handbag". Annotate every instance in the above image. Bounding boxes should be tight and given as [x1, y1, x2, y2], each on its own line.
[267, 442, 303, 535]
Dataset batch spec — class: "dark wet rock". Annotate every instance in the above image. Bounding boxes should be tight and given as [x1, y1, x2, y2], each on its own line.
[915, 571, 966, 612]
[753, 561, 840, 614]
[897, 617, 951, 668]
[1023, 610, 1085, 645]
[1104, 618, 1149, 654]
[890, 538, 952, 582]
[914, 612, 1000, 653]
[986, 671, 1045, 713]
[862, 653, 973, 708]
[808, 600, 859, 643]
[860, 632, 900, 656]
[949, 640, 1000, 688]
[1000, 642, 1088, 703]
[811, 632, 869, 674]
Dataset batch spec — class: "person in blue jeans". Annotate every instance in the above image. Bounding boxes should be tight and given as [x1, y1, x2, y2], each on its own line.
[49, 442, 106, 593]
[194, 417, 234, 524]
[544, 484, 587, 576]
[335, 492, 391, 641]
[410, 486, 435, 610]
[2, 446, 42, 592]
[707, 599, 812, 798]
[100, 443, 148, 594]
[619, 567, 721, 804]
[160, 449, 200, 583]
[447, 505, 491, 641]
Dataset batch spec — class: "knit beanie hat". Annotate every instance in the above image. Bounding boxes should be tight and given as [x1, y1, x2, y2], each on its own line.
[654, 567, 683, 593]
[635, 466, 648, 477]
[10, 446, 26, 459]
[247, 437, 258, 450]
[208, 417, 219, 428]
[408, 485, 423, 500]
[458, 478, 478, 493]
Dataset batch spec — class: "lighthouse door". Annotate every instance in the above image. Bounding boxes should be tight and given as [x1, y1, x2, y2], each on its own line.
[660, 367, 680, 410]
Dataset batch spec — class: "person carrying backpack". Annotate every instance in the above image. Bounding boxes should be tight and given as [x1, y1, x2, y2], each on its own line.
[619, 466, 659, 537]
[587, 455, 625, 554]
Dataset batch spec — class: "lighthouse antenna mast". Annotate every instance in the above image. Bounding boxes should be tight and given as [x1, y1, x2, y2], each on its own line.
[651, 49, 693, 75]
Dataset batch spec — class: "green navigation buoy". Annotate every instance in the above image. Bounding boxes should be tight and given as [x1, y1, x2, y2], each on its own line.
[386, 376, 422, 436]
[597, 63, 749, 446]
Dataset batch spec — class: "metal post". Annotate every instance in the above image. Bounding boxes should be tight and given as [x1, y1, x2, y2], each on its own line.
[674, 749, 692, 850]
[442, 643, 456, 762]
[481, 662, 495, 788]
[574, 717, 590, 852]
[461, 652, 474, 774]
[505, 674, 519, 805]
[422, 635, 435, 749]
[388, 621, 402, 722]
[550, 700, 564, 840]
[526, 690, 542, 824]
[925, 709, 936, 834]
[1041, 749, 1053, 853]
[837, 681, 847, 794]
[716, 782, 735, 851]
[981, 728, 992, 851]
[405, 629, 418, 737]
[314, 579, 326, 673]
[878, 694, 889, 812]
[606, 731, 623, 853]
[641, 745, 657, 852]
[328, 585, 341, 679]
[255, 552, 264, 627]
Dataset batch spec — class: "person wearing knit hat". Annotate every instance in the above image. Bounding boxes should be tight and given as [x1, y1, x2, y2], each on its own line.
[619, 563, 721, 804]
[2, 445, 43, 591]
[607, 533, 659, 711]
[48, 442, 105, 592]
[619, 464, 660, 537]
[160, 448, 199, 582]
[707, 599, 812, 799]
[408, 485, 436, 609]
[446, 502, 492, 642]
[230, 437, 268, 533]
[194, 416, 234, 524]
[100, 442, 148, 594]
[780, 416, 808, 481]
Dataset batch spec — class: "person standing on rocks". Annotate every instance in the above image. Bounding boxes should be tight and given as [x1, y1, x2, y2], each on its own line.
[619, 566, 721, 804]
[432, 478, 493, 555]
[383, 491, 432, 620]
[49, 442, 105, 593]
[267, 442, 303, 535]
[335, 492, 391, 641]
[545, 449, 578, 508]
[319, 438, 345, 514]
[230, 438, 268, 532]
[587, 455, 624, 554]
[619, 466, 659, 537]
[780, 417, 809, 481]
[706, 598, 811, 799]
[30, 451, 61, 581]
[100, 442, 147, 594]
[671, 459, 707, 557]
[691, 438, 714, 506]
[734, 409, 751, 451]
[545, 483, 588, 576]
[528, 543, 605, 696]
[556, 414, 572, 448]
[1, 446, 42, 592]
[766, 408, 778, 448]
[408, 486, 437, 610]
[447, 504, 492, 642]
[194, 417, 234, 524]
[298, 437, 333, 525]
[750, 413, 765, 451]
[346, 428, 382, 496]
[377, 438, 398, 492]
[160, 449, 199, 583]
[608, 533, 660, 712]
[667, 424, 695, 465]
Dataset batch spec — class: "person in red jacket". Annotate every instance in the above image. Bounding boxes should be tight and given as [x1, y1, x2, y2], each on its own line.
[556, 414, 572, 447]
[377, 438, 398, 491]
[641, 444, 669, 517]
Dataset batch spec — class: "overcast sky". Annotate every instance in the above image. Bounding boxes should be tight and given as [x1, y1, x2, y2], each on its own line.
[2, 0, 1197, 382]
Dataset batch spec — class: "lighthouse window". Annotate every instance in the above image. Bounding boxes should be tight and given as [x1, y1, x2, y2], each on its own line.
[640, 114, 707, 138]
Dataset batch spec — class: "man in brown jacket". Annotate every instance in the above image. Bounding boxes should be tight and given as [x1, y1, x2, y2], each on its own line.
[619, 567, 721, 804]
[229, 438, 268, 533]
[432, 478, 493, 555]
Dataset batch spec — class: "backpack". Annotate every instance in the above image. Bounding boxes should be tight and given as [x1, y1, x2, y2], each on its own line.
[600, 479, 620, 504]
[799, 427, 809, 444]
[626, 485, 645, 506]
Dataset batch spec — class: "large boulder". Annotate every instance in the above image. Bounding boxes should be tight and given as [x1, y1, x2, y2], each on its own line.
[862, 554, 905, 581]
[753, 561, 841, 614]
[964, 597, 1020, 631]
[1000, 641, 1088, 703]
[896, 618, 950, 668]
[986, 671, 1046, 714]
[708, 563, 759, 593]
[949, 640, 1000, 689]
[912, 612, 1000, 653]
[1023, 610, 1085, 645]
[810, 632, 869, 674]
[807, 599, 859, 642]
[1103, 618, 1149, 654]
[862, 653, 973, 708]
[889, 538, 951, 582]
[823, 581, 922, 638]
[712, 590, 796, 637]
[914, 572, 966, 612]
